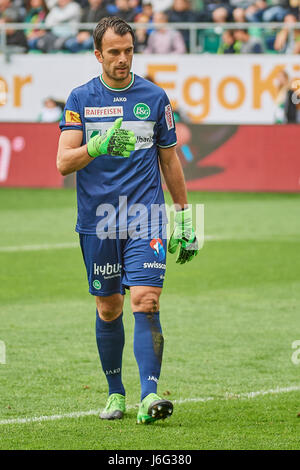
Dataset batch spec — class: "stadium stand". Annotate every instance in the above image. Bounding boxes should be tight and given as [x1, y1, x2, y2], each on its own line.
[1, 0, 300, 53]
[143, 11, 187, 53]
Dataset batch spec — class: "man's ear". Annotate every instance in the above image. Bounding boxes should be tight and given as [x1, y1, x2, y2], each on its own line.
[94, 49, 103, 64]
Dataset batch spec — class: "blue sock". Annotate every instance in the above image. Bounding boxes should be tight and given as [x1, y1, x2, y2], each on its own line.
[95, 311, 125, 397]
[133, 312, 164, 401]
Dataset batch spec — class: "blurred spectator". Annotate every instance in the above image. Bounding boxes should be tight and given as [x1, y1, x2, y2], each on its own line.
[274, 13, 300, 53]
[229, 0, 253, 8]
[204, 0, 231, 15]
[289, 0, 300, 18]
[140, 1, 154, 34]
[24, 0, 48, 51]
[75, 0, 90, 7]
[147, 0, 173, 12]
[144, 10, 186, 53]
[0, 0, 20, 21]
[261, 0, 289, 22]
[13, 0, 27, 19]
[198, 6, 228, 53]
[0, 7, 28, 51]
[38, 97, 64, 121]
[245, 0, 288, 22]
[114, 0, 137, 21]
[218, 29, 239, 52]
[232, 6, 246, 22]
[234, 28, 264, 52]
[142, 0, 153, 19]
[168, 0, 206, 21]
[128, 0, 142, 18]
[244, 0, 267, 21]
[36, 0, 81, 53]
[106, 0, 136, 21]
[190, 0, 205, 10]
[284, 81, 300, 123]
[273, 70, 300, 123]
[134, 12, 150, 52]
[274, 69, 290, 123]
[81, 0, 109, 22]
[243, 2, 259, 21]
[245, 1, 278, 22]
[64, 0, 109, 52]
[212, 5, 229, 22]
[167, 0, 206, 51]
[232, 4, 269, 48]
[45, 0, 58, 8]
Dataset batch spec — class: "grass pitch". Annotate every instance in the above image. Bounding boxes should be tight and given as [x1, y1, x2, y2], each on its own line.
[0, 188, 300, 450]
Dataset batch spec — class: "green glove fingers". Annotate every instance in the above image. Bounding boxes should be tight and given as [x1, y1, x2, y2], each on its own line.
[87, 117, 136, 158]
[167, 235, 179, 254]
[107, 132, 136, 156]
[113, 117, 123, 129]
[168, 207, 199, 265]
[176, 238, 198, 264]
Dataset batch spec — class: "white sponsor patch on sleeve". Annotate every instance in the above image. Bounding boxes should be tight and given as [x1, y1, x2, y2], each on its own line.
[165, 104, 174, 130]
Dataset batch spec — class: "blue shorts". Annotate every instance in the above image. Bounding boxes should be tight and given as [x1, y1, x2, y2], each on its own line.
[79, 229, 167, 297]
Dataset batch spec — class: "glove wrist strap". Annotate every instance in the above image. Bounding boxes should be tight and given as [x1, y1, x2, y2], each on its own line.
[174, 207, 192, 224]
[87, 135, 105, 158]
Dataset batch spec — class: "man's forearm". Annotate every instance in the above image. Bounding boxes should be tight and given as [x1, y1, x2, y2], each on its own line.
[160, 151, 188, 209]
[57, 118, 136, 176]
[57, 144, 93, 176]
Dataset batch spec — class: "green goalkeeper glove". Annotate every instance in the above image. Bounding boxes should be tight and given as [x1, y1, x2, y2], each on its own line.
[87, 117, 136, 158]
[168, 207, 199, 264]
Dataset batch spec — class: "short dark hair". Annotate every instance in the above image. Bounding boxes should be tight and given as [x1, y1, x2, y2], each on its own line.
[93, 16, 135, 51]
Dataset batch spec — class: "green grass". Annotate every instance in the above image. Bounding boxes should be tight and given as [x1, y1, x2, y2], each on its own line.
[0, 188, 300, 450]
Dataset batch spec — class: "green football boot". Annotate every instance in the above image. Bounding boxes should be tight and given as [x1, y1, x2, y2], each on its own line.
[137, 393, 173, 424]
[99, 393, 126, 420]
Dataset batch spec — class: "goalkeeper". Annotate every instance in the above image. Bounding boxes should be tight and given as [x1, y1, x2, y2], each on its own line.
[57, 16, 199, 425]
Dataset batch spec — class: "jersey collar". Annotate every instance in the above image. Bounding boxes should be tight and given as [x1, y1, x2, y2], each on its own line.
[100, 73, 135, 92]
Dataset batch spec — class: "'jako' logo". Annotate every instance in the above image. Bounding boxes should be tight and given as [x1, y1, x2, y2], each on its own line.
[133, 103, 150, 120]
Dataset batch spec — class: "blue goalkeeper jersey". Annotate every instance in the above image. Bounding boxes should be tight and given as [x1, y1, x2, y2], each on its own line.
[59, 73, 177, 236]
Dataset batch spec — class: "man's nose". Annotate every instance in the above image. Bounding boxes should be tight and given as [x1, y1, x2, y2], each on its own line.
[118, 52, 127, 63]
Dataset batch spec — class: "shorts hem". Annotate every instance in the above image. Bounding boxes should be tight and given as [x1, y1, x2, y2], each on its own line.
[89, 289, 126, 297]
[123, 281, 164, 289]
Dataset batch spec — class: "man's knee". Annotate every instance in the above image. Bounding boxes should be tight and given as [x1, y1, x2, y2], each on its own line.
[130, 286, 161, 313]
[96, 294, 124, 321]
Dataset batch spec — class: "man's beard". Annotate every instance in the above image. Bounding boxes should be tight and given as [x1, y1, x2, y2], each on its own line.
[106, 66, 130, 82]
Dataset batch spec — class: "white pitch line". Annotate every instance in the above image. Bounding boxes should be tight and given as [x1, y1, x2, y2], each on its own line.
[226, 385, 300, 399]
[0, 242, 78, 253]
[0, 234, 293, 253]
[0, 385, 299, 426]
